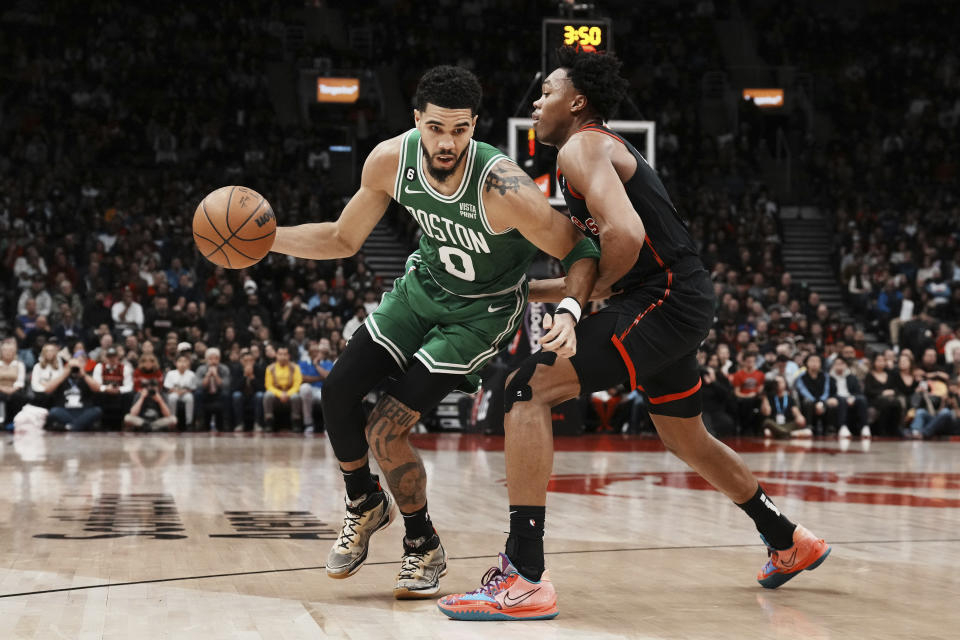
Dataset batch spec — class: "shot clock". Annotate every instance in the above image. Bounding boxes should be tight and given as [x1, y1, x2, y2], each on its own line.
[541, 17, 613, 76]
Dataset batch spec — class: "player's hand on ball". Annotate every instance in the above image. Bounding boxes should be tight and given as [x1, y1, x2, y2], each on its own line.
[540, 313, 577, 358]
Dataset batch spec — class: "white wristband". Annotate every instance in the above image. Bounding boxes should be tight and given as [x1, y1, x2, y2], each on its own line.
[555, 297, 582, 324]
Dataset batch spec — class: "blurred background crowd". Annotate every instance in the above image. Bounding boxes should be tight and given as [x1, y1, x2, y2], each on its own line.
[0, 0, 958, 438]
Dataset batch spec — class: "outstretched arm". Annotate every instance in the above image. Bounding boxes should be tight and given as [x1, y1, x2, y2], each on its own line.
[272, 138, 399, 260]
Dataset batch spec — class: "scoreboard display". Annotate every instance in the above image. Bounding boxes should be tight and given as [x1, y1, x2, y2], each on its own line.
[541, 18, 613, 76]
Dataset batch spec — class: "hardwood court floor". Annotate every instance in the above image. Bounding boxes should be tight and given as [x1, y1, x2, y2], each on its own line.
[1, 430, 958, 639]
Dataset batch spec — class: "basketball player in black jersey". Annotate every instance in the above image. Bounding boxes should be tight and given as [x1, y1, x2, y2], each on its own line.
[439, 48, 830, 621]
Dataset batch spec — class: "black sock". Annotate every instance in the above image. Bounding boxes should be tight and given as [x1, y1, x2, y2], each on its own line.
[737, 485, 797, 550]
[506, 505, 545, 581]
[341, 463, 379, 501]
[401, 502, 434, 543]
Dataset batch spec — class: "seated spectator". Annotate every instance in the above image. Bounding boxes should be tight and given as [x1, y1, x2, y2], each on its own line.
[297, 340, 334, 434]
[231, 350, 265, 432]
[17, 274, 53, 317]
[907, 374, 950, 439]
[795, 354, 838, 436]
[30, 343, 64, 408]
[194, 347, 231, 431]
[912, 378, 960, 439]
[123, 377, 177, 432]
[343, 306, 367, 341]
[13, 245, 47, 289]
[15, 298, 40, 359]
[92, 346, 134, 429]
[0, 339, 27, 427]
[132, 353, 164, 392]
[919, 347, 950, 383]
[700, 362, 737, 437]
[51, 279, 84, 325]
[263, 346, 303, 431]
[891, 350, 921, 418]
[863, 352, 901, 437]
[348, 263, 376, 293]
[730, 351, 765, 434]
[111, 288, 145, 336]
[53, 305, 84, 345]
[145, 295, 176, 341]
[830, 357, 869, 439]
[48, 357, 102, 431]
[760, 376, 810, 439]
[164, 354, 198, 430]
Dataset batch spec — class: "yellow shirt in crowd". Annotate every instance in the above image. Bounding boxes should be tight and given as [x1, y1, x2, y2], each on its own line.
[265, 362, 302, 395]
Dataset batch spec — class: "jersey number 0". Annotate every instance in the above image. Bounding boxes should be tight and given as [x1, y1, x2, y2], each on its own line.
[438, 246, 476, 281]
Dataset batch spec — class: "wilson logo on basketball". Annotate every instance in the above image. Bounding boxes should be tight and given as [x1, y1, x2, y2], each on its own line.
[255, 210, 275, 227]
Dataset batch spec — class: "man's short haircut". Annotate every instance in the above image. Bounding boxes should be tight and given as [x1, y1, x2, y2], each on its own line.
[206, 347, 221, 359]
[414, 65, 482, 115]
[556, 46, 629, 121]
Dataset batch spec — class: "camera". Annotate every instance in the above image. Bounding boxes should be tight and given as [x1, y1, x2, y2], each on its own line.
[145, 379, 159, 390]
[70, 366, 81, 376]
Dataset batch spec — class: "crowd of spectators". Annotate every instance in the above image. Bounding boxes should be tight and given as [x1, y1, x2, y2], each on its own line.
[1, 2, 957, 440]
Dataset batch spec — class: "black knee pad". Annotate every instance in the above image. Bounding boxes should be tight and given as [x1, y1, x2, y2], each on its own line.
[504, 351, 558, 414]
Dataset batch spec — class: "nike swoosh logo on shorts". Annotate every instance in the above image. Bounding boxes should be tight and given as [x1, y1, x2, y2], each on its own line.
[503, 587, 540, 607]
[404, 185, 425, 194]
[488, 303, 509, 313]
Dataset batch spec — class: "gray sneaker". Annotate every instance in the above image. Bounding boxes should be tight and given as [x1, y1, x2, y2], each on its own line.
[393, 533, 447, 599]
[326, 491, 396, 579]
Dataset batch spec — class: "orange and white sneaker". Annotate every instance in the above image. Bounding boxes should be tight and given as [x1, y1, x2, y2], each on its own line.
[437, 554, 558, 621]
[757, 525, 831, 588]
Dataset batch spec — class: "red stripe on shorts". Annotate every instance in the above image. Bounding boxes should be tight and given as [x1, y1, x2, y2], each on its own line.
[647, 378, 703, 405]
[610, 335, 637, 390]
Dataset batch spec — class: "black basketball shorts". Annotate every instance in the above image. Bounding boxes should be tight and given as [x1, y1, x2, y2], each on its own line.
[568, 268, 714, 418]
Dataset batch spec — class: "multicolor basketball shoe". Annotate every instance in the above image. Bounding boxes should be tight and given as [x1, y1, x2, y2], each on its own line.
[757, 524, 831, 588]
[437, 554, 558, 621]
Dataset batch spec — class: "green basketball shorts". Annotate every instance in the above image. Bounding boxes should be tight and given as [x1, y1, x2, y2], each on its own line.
[365, 256, 527, 393]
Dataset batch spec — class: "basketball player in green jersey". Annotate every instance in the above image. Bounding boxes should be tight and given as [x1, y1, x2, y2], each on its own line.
[271, 66, 599, 599]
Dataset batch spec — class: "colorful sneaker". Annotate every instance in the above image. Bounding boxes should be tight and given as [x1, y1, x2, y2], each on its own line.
[393, 533, 447, 599]
[757, 525, 831, 589]
[437, 553, 558, 621]
[326, 489, 396, 579]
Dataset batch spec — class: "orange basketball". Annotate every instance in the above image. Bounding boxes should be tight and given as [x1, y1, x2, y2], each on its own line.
[192, 185, 276, 269]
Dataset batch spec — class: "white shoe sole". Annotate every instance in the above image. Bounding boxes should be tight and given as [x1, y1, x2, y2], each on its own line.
[393, 566, 448, 599]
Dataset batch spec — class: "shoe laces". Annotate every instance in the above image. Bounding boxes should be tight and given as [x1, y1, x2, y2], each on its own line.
[336, 511, 362, 550]
[468, 566, 509, 596]
[397, 550, 426, 579]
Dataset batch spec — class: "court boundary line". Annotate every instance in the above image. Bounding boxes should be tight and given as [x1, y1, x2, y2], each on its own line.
[1, 537, 956, 600]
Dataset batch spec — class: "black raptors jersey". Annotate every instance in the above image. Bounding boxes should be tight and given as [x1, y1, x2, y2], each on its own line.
[557, 124, 702, 293]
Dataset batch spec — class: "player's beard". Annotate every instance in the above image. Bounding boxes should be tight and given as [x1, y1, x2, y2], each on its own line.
[420, 142, 468, 183]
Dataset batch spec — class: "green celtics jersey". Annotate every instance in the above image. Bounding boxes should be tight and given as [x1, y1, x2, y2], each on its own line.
[392, 129, 539, 297]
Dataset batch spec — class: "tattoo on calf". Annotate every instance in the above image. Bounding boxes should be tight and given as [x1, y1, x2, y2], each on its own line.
[365, 395, 420, 466]
[385, 459, 427, 511]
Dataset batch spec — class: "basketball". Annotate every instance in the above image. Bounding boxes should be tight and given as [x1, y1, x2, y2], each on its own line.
[192, 185, 276, 269]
